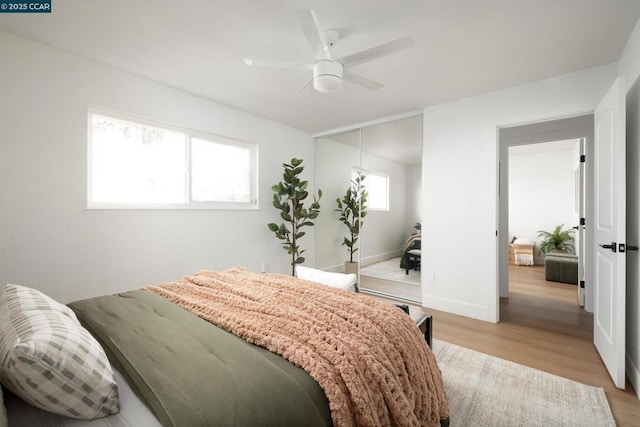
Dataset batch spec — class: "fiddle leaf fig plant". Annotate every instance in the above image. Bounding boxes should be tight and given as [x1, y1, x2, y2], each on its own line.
[268, 158, 322, 275]
[536, 224, 575, 255]
[335, 173, 368, 263]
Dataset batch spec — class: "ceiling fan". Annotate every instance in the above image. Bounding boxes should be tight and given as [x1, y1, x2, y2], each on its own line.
[243, 10, 415, 93]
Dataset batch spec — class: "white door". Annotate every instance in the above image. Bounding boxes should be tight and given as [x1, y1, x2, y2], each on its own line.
[577, 138, 585, 307]
[594, 76, 626, 389]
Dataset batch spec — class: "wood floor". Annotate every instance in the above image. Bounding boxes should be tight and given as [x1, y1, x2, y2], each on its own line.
[368, 265, 640, 426]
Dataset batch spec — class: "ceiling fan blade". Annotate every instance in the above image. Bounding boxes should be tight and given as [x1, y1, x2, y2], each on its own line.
[295, 9, 333, 60]
[343, 69, 384, 91]
[297, 76, 315, 93]
[295, 10, 320, 51]
[243, 58, 313, 70]
[340, 35, 414, 67]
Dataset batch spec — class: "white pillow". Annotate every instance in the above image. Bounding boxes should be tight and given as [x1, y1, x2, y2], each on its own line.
[0, 385, 6, 427]
[295, 266, 357, 292]
[0, 284, 119, 419]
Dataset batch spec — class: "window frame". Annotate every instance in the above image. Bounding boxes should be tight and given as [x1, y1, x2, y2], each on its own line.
[352, 168, 390, 212]
[87, 107, 258, 210]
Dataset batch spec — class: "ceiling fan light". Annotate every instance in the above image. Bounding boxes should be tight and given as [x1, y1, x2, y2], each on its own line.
[314, 75, 342, 92]
[313, 60, 343, 93]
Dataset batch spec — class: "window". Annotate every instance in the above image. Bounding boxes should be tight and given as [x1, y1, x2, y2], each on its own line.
[88, 109, 258, 209]
[352, 169, 389, 211]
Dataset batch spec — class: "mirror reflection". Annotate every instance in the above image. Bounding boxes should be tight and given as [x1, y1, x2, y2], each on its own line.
[315, 115, 423, 303]
[315, 128, 362, 275]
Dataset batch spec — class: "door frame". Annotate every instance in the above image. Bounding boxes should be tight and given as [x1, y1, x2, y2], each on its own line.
[578, 137, 586, 306]
[497, 114, 595, 319]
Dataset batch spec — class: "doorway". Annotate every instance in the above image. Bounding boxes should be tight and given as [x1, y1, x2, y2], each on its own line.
[497, 114, 595, 318]
[507, 139, 583, 301]
[503, 137, 590, 343]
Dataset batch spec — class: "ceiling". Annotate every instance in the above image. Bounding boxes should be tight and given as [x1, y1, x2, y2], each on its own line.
[1, 0, 639, 134]
[324, 115, 423, 165]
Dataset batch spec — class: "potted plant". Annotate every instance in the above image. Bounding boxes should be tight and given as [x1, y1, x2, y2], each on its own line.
[268, 158, 322, 276]
[335, 173, 367, 274]
[536, 224, 575, 255]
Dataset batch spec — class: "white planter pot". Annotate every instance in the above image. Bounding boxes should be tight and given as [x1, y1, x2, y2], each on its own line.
[344, 261, 359, 274]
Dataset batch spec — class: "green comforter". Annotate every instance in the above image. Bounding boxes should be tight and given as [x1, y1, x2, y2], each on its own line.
[68, 290, 332, 427]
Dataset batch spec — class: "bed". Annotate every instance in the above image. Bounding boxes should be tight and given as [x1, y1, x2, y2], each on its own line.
[0, 268, 449, 427]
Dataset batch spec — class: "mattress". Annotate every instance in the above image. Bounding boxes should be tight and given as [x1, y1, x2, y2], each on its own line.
[4, 367, 161, 427]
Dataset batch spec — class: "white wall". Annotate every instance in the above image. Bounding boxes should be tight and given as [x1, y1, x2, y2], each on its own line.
[0, 31, 314, 303]
[618, 16, 640, 400]
[509, 142, 579, 264]
[421, 63, 617, 322]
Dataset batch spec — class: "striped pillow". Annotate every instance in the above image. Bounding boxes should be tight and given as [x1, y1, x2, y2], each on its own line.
[0, 284, 119, 419]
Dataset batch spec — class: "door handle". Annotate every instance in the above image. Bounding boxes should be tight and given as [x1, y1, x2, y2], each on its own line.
[599, 242, 617, 253]
[627, 245, 639, 251]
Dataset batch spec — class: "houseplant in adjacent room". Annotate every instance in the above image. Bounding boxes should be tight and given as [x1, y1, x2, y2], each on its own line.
[536, 224, 575, 255]
[335, 173, 368, 274]
[268, 158, 322, 276]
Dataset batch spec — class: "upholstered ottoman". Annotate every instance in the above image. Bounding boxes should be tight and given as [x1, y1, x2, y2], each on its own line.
[544, 253, 578, 285]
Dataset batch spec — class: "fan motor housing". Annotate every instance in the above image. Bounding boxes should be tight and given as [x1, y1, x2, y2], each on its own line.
[314, 60, 343, 92]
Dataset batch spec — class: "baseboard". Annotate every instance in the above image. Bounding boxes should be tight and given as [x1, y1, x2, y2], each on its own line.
[361, 250, 403, 267]
[422, 295, 497, 323]
[626, 350, 640, 400]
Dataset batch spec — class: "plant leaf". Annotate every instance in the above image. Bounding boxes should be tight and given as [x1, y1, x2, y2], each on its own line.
[267, 223, 279, 232]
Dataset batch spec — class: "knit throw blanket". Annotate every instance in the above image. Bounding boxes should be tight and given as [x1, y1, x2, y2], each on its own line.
[143, 268, 449, 427]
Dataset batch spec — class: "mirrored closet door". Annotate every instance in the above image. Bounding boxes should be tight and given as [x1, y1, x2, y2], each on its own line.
[315, 114, 423, 303]
[315, 128, 362, 276]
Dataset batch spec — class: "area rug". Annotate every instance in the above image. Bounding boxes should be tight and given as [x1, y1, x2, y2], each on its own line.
[360, 257, 420, 286]
[432, 340, 615, 426]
